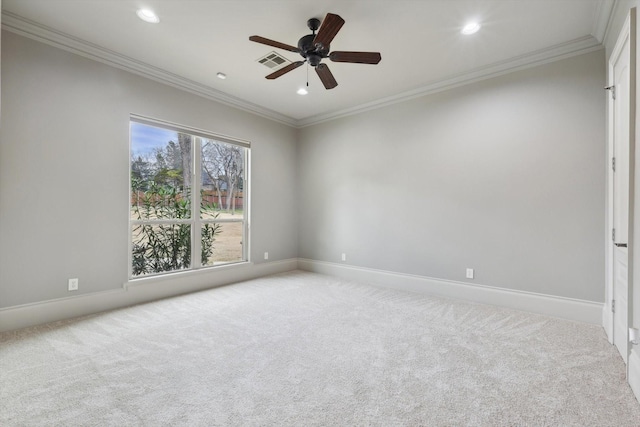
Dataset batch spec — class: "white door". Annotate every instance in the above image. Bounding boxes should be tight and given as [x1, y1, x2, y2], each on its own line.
[608, 11, 635, 364]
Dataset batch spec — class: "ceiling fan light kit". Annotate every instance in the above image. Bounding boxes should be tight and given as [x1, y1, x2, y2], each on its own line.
[249, 13, 381, 90]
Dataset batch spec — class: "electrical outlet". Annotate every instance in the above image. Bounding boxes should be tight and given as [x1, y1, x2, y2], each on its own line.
[68, 278, 79, 291]
[466, 268, 474, 279]
[264, 252, 269, 260]
[341, 253, 347, 262]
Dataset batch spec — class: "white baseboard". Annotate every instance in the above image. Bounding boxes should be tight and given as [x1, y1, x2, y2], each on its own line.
[1, 258, 604, 332]
[0, 259, 298, 333]
[297, 259, 604, 325]
[630, 349, 640, 403]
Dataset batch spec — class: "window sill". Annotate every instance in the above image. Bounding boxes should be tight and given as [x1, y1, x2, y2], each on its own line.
[124, 261, 252, 290]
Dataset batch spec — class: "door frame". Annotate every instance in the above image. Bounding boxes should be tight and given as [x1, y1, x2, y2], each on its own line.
[627, 6, 640, 400]
[605, 9, 635, 362]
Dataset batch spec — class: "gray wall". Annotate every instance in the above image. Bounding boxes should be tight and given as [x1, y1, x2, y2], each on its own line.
[0, 31, 298, 308]
[297, 50, 606, 302]
[0, 29, 607, 312]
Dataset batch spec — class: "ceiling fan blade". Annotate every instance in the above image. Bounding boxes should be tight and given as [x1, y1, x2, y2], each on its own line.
[265, 61, 305, 79]
[315, 63, 338, 89]
[312, 13, 345, 49]
[249, 35, 300, 53]
[329, 51, 382, 64]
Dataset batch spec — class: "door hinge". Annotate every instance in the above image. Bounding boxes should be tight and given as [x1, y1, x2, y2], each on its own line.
[612, 157, 616, 172]
[613, 228, 616, 242]
[612, 299, 616, 313]
[606, 85, 616, 100]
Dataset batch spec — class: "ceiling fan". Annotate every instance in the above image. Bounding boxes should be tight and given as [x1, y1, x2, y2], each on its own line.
[249, 13, 381, 90]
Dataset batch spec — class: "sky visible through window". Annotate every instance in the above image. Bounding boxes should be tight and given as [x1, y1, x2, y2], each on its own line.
[131, 122, 178, 157]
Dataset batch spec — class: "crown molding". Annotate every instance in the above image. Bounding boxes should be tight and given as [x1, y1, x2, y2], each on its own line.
[297, 35, 604, 128]
[603, 0, 631, 52]
[2, 11, 606, 130]
[592, 0, 616, 43]
[1, 11, 298, 128]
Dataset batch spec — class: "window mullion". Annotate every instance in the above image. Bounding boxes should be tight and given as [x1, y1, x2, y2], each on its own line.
[243, 150, 250, 262]
[131, 219, 192, 225]
[193, 137, 202, 269]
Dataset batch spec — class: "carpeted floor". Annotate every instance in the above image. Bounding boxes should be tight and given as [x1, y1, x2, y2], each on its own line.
[1, 270, 639, 426]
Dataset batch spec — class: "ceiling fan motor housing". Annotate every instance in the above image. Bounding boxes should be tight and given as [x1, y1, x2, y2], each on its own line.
[297, 33, 329, 66]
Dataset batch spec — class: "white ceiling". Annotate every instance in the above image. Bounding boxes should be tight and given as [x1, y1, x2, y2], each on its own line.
[2, 0, 613, 127]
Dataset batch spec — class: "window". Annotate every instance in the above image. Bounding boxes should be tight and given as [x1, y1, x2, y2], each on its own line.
[129, 116, 249, 278]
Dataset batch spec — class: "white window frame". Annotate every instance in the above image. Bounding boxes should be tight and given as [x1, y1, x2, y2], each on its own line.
[128, 114, 250, 279]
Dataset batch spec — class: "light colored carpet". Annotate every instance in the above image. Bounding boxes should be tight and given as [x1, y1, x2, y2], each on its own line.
[1, 270, 639, 426]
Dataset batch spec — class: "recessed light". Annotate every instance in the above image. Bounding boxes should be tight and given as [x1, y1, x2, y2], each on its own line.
[461, 22, 481, 35]
[137, 8, 160, 24]
[297, 88, 308, 95]
[216, 72, 227, 80]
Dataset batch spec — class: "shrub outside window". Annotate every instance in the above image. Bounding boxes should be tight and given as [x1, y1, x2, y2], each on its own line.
[129, 116, 249, 278]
